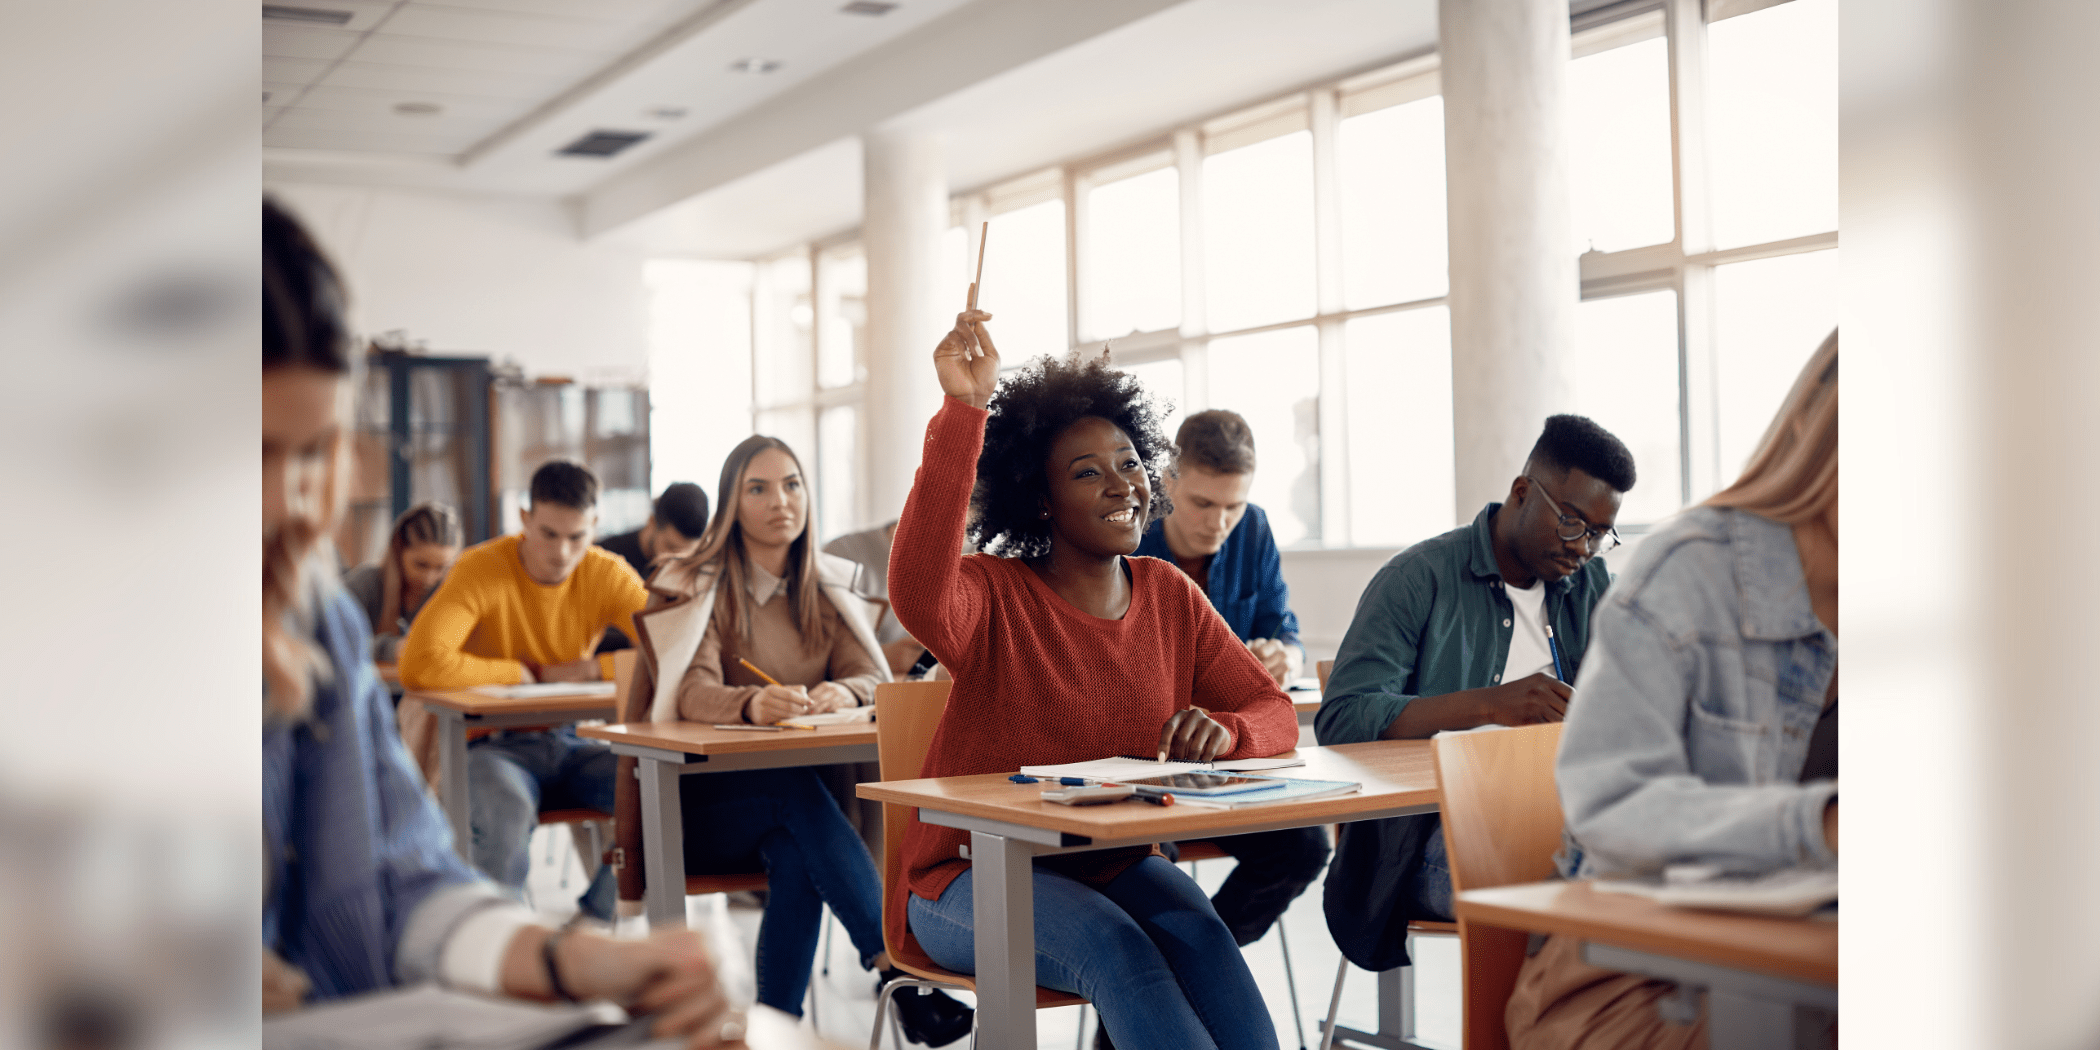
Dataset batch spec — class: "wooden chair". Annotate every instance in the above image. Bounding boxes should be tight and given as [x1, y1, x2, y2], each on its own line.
[870, 680, 1086, 1050]
[1433, 723, 1565, 1050]
[1313, 653, 1458, 1050]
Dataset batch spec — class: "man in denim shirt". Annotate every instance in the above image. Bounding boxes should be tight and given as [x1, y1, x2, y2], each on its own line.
[1318, 415, 1635, 964]
[1136, 410, 1330, 948]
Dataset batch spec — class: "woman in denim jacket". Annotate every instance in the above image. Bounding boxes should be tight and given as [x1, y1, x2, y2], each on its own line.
[1506, 331, 1839, 1050]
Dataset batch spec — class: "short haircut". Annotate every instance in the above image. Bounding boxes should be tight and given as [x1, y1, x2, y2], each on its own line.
[529, 459, 599, 511]
[1174, 409, 1258, 475]
[1527, 414, 1637, 493]
[972, 351, 1176, 558]
[652, 481, 710, 538]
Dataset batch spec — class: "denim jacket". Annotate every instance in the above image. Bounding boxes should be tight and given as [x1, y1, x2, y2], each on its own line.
[264, 585, 512, 1000]
[1556, 506, 1838, 879]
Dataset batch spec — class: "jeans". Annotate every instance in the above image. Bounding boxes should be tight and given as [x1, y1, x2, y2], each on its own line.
[909, 856, 1279, 1050]
[467, 729, 618, 919]
[678, 768, 887, 1015]
[1412, 825, 1454, 921]
[1190, 827, 1332, 947]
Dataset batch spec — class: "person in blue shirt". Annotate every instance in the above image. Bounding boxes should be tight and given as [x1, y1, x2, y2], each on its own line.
[1316, 414, 1635, 973]
[1134, 409, 1330, 948]
[262, 197, 743, 1047]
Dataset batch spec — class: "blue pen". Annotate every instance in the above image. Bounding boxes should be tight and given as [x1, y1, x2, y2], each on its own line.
[1545, 623, 1566, 683]
[1009, 774, 1039, 784]
[1057, 777, 1090, 786]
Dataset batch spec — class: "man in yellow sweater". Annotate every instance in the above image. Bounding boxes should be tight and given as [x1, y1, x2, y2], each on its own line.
[400, 460, 647, 921]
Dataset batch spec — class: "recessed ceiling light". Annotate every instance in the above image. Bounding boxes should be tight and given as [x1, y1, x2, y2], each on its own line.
[729, 58, 782, 74]
[262, 4, 354, 26]
[842, 1, 898, 14]
[556, 130, 653, 158]
[394, 101, 443, 116]
[647, 105, 688, 120]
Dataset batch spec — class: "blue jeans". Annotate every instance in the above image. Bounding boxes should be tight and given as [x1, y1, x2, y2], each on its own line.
[1413, 825, 1454, 921]
[679, 768, 887, 1015]
[467, 729, 617, 919]
[909, 856, 1278, 1050]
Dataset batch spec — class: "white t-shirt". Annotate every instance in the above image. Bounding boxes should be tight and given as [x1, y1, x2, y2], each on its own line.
[1499, 579, 1557, 685]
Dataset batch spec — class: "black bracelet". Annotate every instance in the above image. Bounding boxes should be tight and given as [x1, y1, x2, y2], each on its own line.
[542, 928, 577, 1002]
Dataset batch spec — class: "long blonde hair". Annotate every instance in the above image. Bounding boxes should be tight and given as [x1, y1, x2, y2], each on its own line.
[263, 198, 355, 719]
[1705, 328, 1838, 527]
[379, 502, 463, 630]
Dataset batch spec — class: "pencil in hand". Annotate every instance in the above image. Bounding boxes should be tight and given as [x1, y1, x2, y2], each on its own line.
[737, 657, 784, 687]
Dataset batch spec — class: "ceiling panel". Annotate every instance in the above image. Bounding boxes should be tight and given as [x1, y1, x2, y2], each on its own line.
[382, 5, 638, 51]
[317, 58, 571, 99]
[264, 56, 334, 86]
[263, 24, 364, 61]
[350, 32, 606, 75]
[425, 0, 684, 19]
[291, 85, 528, 122]
[265, 125, 480, 155]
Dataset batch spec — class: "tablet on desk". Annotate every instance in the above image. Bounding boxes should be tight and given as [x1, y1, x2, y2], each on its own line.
[1121, 771, 1280, 797]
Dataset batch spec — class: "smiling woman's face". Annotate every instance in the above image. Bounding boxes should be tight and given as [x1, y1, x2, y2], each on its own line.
[1041, 415, 1151, 559]
[735, 446, 807, 551]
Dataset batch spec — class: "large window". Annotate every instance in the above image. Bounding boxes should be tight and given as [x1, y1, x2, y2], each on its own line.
[714, 0, 1835, 552]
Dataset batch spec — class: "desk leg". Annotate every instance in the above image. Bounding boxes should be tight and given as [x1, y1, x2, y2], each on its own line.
[436, 710, 470, 862]
[637, 757, 686, 930]
[1707, 989, 1799, 1050]
[971, 831, 1036, 1050]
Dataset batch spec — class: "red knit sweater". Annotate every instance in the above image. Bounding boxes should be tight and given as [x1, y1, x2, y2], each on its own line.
[888, 396, 1300, 922]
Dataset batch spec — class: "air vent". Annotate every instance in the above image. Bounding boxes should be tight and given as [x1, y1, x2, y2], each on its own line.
[556, 130, 652, 158]
[842, 1, 897, 14]
[262, 5, 354, 26]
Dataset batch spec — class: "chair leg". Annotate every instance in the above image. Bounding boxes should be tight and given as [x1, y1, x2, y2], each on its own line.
[1319, 954, 1349, 1050]
[869, 978, 899, 1050]
[1074, 1004, 1086, 1050]
[1279, 922, 1308, 1050]
[821, 906, 834, 978]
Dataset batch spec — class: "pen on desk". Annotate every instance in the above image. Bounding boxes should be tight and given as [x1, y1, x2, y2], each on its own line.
[1545, 624, 1566, 684]
[714, 724, 785, 732]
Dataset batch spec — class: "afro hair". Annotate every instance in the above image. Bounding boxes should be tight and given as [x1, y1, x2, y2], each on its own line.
[970, 349, 1177, 558]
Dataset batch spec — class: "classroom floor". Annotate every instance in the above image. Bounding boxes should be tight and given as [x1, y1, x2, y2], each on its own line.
[523, 824, 1461, 1049]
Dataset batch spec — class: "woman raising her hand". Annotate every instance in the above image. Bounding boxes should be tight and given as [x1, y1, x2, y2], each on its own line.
[887, 309, 1299, 1049]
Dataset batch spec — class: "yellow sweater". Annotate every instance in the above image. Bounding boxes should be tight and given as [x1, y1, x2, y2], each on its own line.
[398, 533, 646, 690]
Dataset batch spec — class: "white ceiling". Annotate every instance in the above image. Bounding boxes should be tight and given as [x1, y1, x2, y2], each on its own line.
[266, 0, 1442, 258]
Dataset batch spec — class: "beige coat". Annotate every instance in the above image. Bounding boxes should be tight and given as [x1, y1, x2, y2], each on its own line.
[613, 551, 890, 902]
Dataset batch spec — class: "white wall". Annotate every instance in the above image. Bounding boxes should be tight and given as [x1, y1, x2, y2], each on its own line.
[266, 183, 651, 382]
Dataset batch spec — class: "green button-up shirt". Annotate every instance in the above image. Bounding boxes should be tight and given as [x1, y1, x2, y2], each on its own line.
[1315, 502, 1614, 744]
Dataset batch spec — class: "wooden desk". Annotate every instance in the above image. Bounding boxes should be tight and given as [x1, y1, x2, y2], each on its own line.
[1456, 881, 1836, 1050]
[410, 689, 619, 858]
[858, 741, 1439, 1050]
[579, 721, 880, 928]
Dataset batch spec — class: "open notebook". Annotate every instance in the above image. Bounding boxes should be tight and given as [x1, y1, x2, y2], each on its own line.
[1594, 865, 1839, 917]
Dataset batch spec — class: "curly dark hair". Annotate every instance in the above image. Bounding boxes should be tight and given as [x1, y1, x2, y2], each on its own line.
[1527, 413, 1637, 493]
[970, 349, 1177, 558]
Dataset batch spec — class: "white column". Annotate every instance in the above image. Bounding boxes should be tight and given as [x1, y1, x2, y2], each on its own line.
[861, 129, 949, 523]
[1440, 0, 1576, 516]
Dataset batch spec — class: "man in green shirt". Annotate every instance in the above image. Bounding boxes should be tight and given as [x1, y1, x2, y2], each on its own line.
[1318, 415, 1635, 954]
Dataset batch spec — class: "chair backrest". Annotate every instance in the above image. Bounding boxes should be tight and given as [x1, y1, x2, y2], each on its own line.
[1432, 722, 1564, 1050]
[610, 648, 638, 713]
[874, 680, 954, 964]
[1316, 659, 1334, 691]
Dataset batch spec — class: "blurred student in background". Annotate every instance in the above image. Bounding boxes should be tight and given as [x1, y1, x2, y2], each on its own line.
[396, 459, 648, 922]
[341, 501, 460, 663]
[262, 198, 742, 1045]
[615, 435, 971, 1045]
[1507, 332, 1839, 1050]
[1133, 409, 1330, 950]
[595, 481, 710, 653]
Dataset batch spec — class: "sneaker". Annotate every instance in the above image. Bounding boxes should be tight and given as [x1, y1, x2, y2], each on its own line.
[878, 969, 973, 1047]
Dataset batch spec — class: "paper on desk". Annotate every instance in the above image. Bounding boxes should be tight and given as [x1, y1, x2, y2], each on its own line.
[469, 682, 618, 700]
[1019, 755, 1305, 780]
[262, 984, 613, 1050]
[1593, 866, 1839, 917]
[780, 706, 876, 726]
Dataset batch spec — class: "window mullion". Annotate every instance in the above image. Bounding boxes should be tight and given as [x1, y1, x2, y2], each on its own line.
[1174, 128, 1209, 409]
[1667, 0, 1718, 507]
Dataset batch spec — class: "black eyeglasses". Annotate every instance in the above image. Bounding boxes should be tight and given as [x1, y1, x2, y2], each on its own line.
[1524, 474, 1621, 554]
